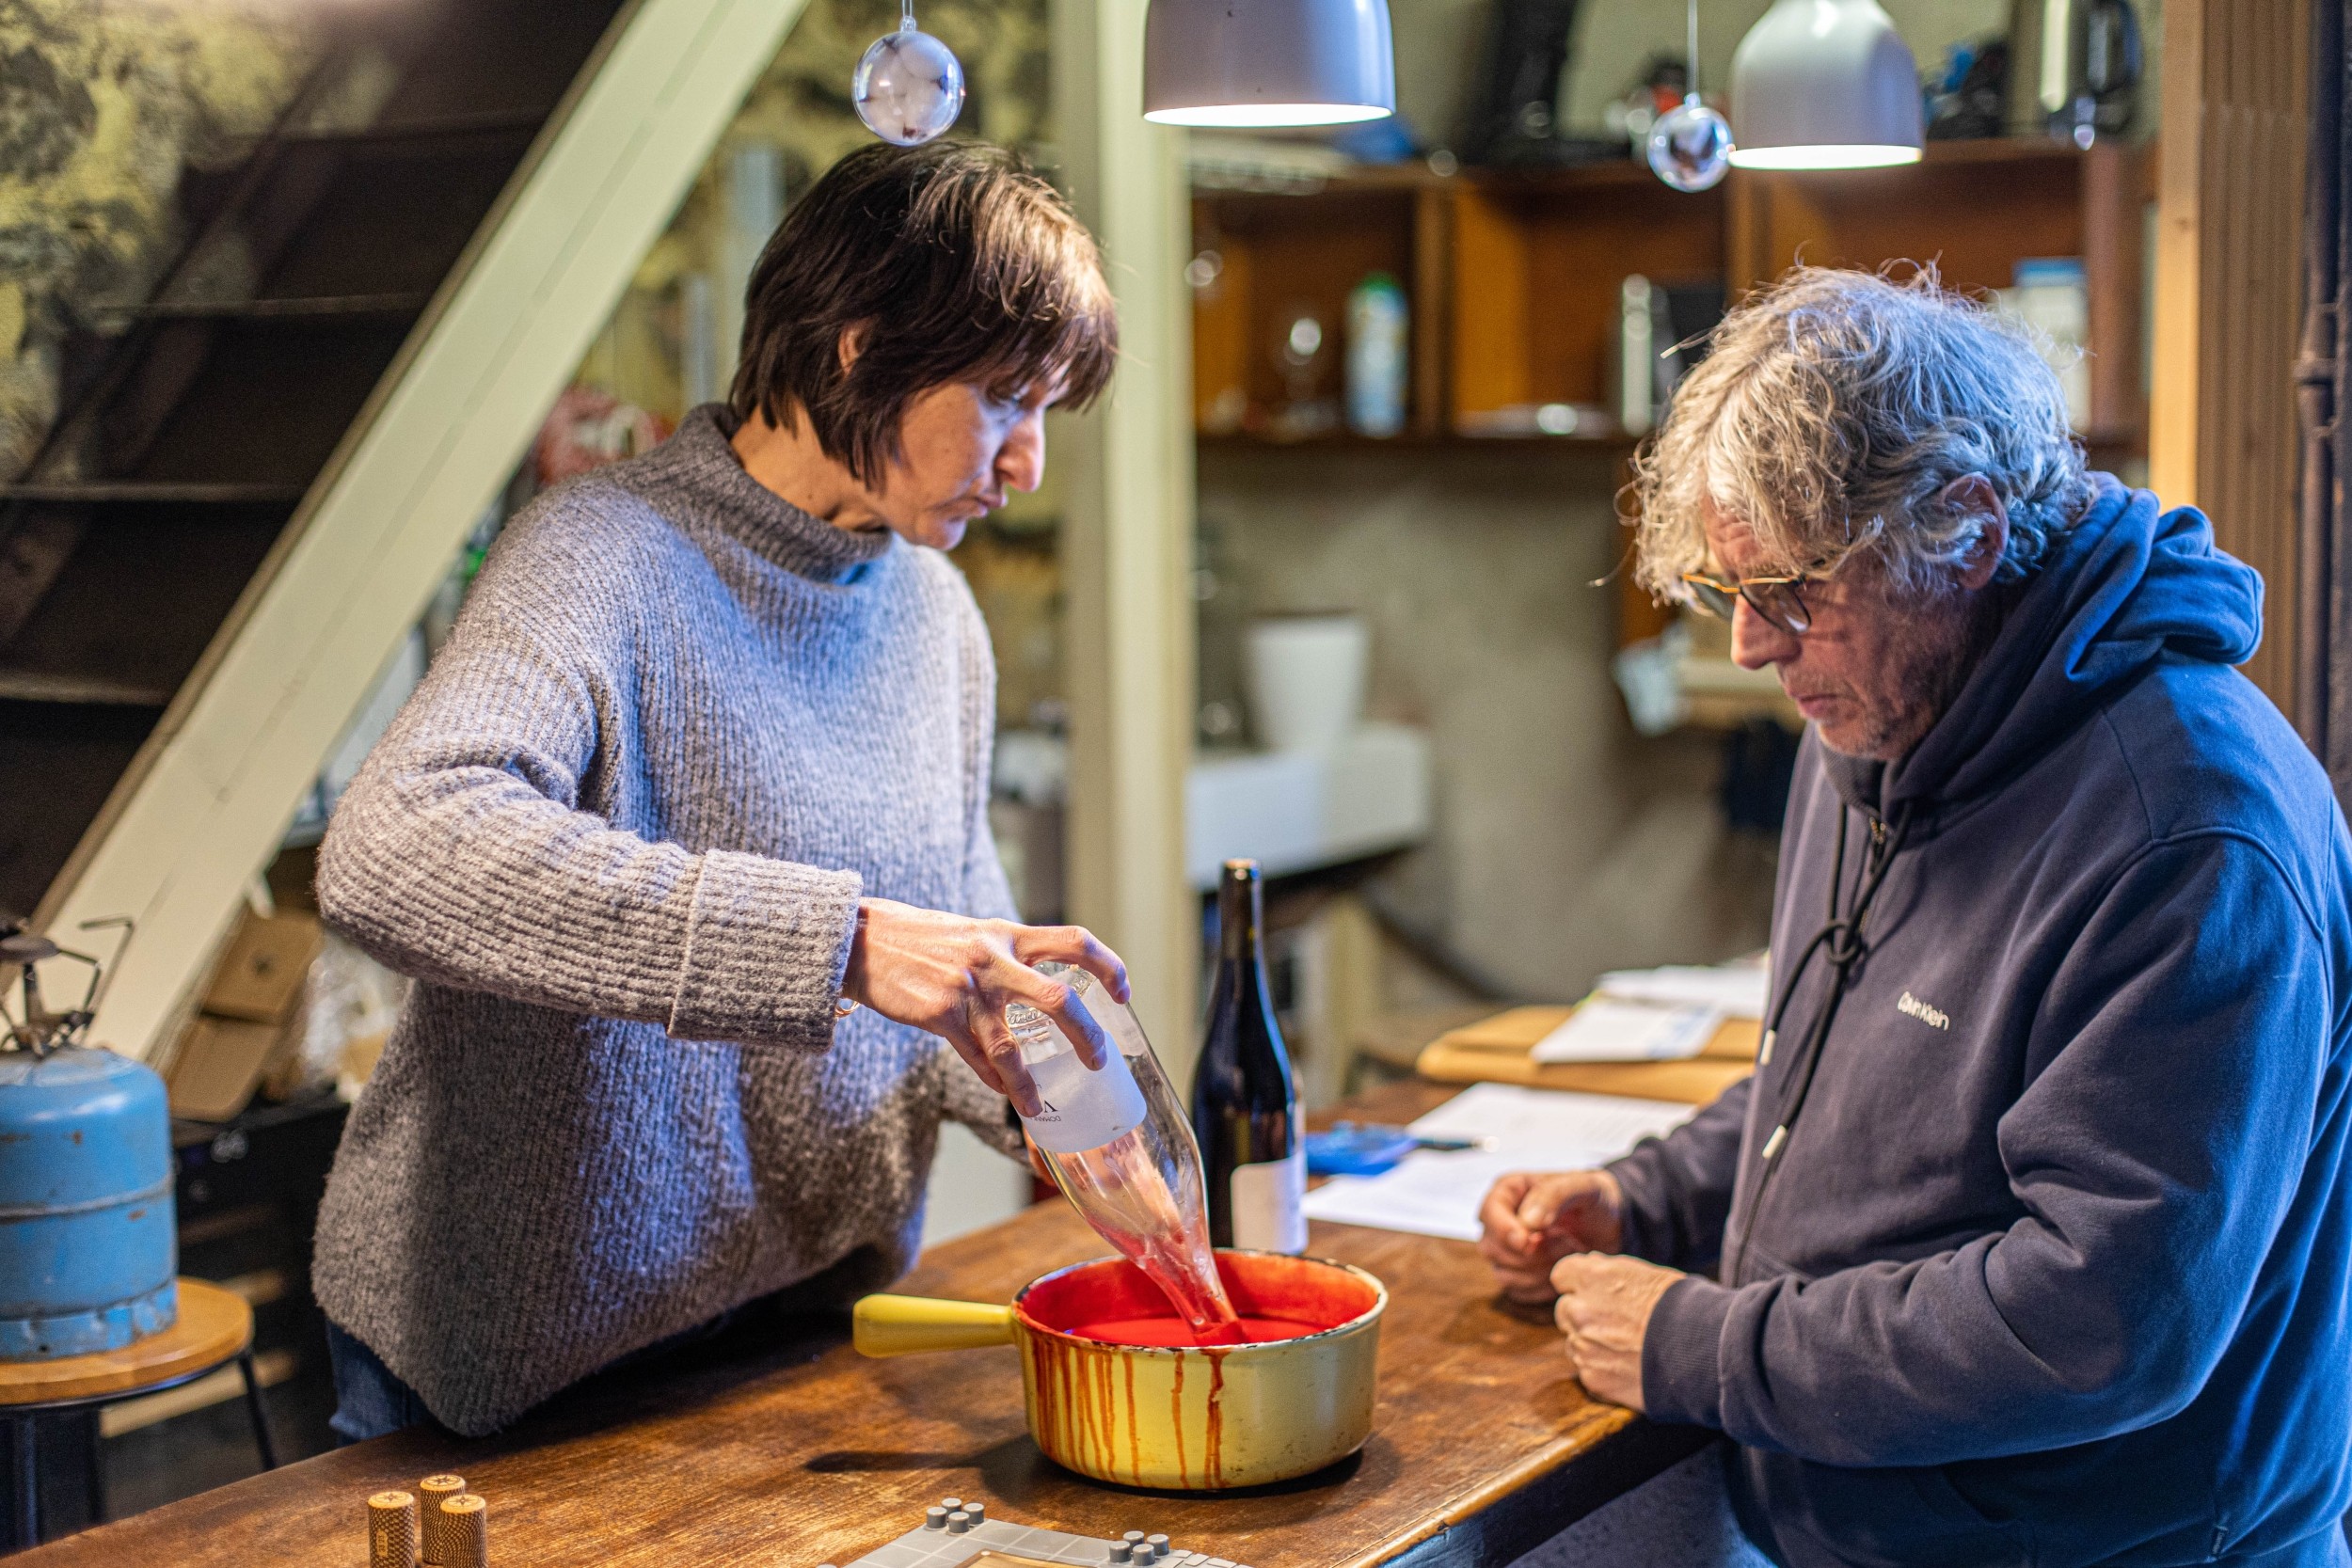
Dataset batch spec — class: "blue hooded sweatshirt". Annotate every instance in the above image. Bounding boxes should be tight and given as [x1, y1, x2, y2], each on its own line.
[1609, 480, 2352, 1568]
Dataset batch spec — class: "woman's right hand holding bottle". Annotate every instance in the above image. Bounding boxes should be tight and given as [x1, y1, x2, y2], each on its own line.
[840, 896, 1129, 1118]
[1476, 1170, 1626, 1304]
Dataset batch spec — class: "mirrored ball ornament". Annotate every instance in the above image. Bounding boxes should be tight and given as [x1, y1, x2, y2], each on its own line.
[854, 26, 966, 146]
[1646, 96, 1734, 192]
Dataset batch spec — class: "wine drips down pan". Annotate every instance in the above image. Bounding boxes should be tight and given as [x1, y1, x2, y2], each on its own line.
[855, 1250, 1387, 1490]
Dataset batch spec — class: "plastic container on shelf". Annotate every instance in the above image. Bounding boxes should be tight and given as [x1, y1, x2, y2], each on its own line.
[1995, 257, 2092, 430]
[1344, 273, 1408, 438]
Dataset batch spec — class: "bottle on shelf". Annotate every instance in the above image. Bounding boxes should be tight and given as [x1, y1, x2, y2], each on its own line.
[1344, 272, 1408, 438]
[1009, 963, 1240, 1339]
[1191, 859, 1308, 1253]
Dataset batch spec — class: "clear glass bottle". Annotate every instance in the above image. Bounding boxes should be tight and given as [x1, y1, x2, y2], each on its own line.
[1009, 964, 1240, 1339]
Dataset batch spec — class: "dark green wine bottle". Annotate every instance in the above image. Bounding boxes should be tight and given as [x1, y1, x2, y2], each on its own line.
[1189, 859, 1306, 1252]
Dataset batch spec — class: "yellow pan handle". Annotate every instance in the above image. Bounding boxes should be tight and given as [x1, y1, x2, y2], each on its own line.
[853, 1294, 1016, 1357]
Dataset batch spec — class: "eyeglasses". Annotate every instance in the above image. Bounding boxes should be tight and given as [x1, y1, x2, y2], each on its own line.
[1680, 569, 1816, 636]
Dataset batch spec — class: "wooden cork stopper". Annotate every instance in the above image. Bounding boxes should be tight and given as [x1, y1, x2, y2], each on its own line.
[416, 1475, 466, 1563]
[367, 1491, 418, 1568]
[437, 1494, 487, 1568]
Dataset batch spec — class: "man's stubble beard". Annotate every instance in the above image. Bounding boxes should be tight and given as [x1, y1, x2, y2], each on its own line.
[1827, 585, 2005, 764]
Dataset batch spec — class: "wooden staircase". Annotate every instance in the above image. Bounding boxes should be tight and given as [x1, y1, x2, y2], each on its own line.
[0, 1, 625, 923]
[5, 0, 811, 1057]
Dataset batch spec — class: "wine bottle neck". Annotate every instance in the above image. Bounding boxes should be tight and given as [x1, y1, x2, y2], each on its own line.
[1217, 873, 1262, 966]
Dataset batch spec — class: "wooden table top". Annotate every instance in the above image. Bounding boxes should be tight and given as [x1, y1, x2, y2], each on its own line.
[24, 1083, 1711, 1567]
[1415, 1006, 1758, 1106]
[0, 1280, 251, 1408]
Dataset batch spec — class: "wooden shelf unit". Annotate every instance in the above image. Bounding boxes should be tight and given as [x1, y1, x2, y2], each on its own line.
[1451, 166, 1725, 424]
[1193, 182, 1446, 437]
[1192, 138, 2153, 454]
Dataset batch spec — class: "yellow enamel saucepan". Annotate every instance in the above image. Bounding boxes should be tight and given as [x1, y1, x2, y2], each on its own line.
[855, 1250, 1386, 1491]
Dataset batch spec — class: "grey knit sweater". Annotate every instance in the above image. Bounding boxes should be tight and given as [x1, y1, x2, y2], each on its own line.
[311, 404, 1024, 1435]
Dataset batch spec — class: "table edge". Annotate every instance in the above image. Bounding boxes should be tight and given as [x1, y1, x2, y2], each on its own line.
[1358, 1417, 1719, 1568]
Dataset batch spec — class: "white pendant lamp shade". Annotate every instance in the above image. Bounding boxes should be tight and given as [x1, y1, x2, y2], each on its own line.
[1143, 0, 1396, 128]
[1728, 0, 1923, 169]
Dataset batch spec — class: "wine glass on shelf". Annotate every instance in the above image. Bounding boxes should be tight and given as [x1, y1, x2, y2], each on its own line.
[1271, 308, 1337, 440]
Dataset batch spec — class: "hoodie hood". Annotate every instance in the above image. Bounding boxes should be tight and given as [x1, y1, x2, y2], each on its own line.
[1827, 476, 2265, 816]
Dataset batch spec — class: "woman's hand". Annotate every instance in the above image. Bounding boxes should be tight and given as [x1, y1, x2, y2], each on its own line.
[1476, 1169, 1626, 1304]
[841, 897, 1129, 1117]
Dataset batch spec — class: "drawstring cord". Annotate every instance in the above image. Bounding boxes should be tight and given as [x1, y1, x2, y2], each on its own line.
[1724, 797, 1916, 1283]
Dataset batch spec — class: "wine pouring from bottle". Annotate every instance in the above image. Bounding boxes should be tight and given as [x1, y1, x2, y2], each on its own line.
[1007, 964, 1243, 1342]
[1193, 860, 1309, 1254]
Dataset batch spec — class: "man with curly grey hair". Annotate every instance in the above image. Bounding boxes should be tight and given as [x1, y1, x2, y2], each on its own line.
[1482, 268, 2352, 1566]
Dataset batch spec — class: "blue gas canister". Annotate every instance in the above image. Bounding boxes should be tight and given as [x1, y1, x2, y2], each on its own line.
[2, 921, 175, 1360]
[0, 1046, 178, 1358]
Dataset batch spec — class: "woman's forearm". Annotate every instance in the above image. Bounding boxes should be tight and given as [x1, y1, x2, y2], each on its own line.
[319, 753, 861, 1050]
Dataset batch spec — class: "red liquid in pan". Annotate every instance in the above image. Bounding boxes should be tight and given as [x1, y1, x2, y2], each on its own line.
[1037, 1130, 1243, 1338]
[1070, 1314, 1327, 1347]
[1025, 1254, 1378, 1352]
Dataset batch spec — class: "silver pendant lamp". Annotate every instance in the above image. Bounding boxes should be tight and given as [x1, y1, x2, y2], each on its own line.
[1143, 0, 1397, 128]
[1727, 0, 1923, 170]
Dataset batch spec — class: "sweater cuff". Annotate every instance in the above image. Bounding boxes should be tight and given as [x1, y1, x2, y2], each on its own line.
[1642, 1274, 1733, 1430]
[670, 848, 862, 1049]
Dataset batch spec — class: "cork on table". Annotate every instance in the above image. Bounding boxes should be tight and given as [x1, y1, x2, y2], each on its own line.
[418, 1474, 468, 1562]
[17, 1082, 1712, 1568]
[366, 1491, 416, 1568]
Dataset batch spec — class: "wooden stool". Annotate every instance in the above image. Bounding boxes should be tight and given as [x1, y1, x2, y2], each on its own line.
[0, 1279, 274, 1549]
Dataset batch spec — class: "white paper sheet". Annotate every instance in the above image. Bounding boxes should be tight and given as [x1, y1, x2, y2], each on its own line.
[1301, 1085, 1696, 1242]
[1595, 961, 1771, 1019]
[1530, 997, 1722, 1063]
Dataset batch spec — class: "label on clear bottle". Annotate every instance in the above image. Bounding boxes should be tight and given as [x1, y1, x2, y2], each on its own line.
[1017, 1030, 1147, 1153]
[1230, 1149, 1308, 1253]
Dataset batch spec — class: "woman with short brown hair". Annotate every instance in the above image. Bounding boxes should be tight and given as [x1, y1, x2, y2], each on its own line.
[310, 141, 1125, 1438]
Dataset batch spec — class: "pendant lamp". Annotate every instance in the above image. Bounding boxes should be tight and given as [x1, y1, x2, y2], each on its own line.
[1727, 0, 1923, 170]
[1143, 0, 1396, 128]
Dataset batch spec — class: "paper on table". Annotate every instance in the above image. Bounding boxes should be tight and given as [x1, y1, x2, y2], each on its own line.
[1300, 1084, 1696, 1242]
[1298, 1148, 1534, 1243]
[1530, 997, 1722, 1063]
[1595, 961, 1771, 1020]
[1410, 1082, 1697, 1156]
